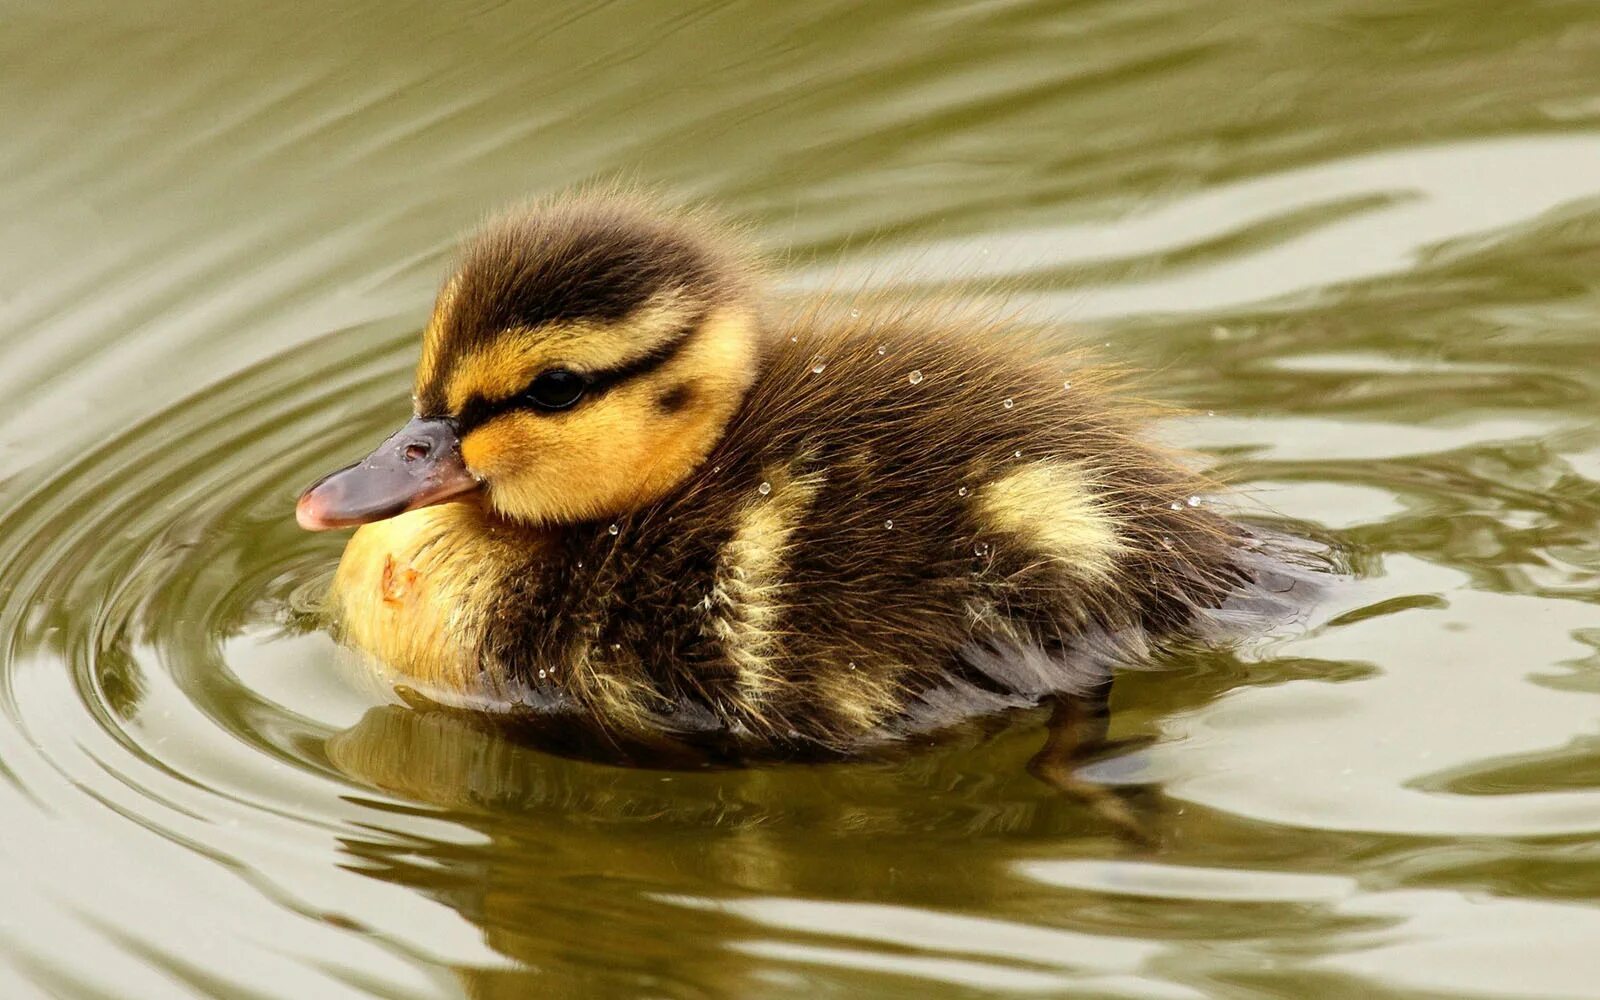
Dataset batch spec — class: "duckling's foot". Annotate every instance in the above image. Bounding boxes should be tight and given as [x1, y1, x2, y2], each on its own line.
[1071, 733, 1159, 763]
[1027, 693, 1156, 847]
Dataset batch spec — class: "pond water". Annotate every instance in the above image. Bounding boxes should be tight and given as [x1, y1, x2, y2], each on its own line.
[3, 2, 1599, 997]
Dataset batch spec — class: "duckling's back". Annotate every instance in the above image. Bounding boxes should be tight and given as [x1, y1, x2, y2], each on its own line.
[483, 308, 1320, 753]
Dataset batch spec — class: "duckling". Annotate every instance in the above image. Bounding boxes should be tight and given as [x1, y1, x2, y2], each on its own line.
[297, 193, 1312, 760]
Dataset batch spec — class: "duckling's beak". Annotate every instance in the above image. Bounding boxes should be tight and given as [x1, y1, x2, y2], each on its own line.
[296, 417, 481, 531]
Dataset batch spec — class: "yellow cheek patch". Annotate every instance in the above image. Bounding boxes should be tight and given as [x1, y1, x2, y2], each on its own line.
[979, 462, 1126, 582]
[474, 394, 662, 524]
[460, 419, 527, 478]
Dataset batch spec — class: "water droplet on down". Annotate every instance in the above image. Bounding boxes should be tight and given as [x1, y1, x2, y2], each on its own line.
[908, 370, 923, 385]
[1002, 398, 1014, 410]
[758, 481, 772, 495]
[608, 523, 619, 535]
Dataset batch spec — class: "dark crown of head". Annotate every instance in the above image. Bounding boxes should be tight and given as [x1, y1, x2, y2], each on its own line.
[436, 198, 742, 357]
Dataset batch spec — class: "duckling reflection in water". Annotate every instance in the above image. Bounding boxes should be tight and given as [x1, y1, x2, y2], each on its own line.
[324, 698, 1158, 995]
[297, 192, 1318, 829]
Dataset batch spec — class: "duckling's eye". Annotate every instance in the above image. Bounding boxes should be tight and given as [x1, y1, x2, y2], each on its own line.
[523, 369, 586, 411]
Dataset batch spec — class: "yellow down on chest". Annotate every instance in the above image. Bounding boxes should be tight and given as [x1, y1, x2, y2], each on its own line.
[329, 504, 528, 696]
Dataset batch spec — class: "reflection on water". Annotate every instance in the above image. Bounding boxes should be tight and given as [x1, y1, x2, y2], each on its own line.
[2, 0, 1599, 997]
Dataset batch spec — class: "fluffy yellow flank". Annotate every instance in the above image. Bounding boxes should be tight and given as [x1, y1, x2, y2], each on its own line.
[980, 461, 1126, 582]
[701, 465, 824, 712]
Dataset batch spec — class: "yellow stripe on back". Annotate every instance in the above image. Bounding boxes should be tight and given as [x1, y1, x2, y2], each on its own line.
[979, 461, 1126, 582]
[701, 464, 825, 716]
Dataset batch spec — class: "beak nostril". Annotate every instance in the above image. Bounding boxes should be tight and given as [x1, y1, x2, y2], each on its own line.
[295, 415, 477, 532]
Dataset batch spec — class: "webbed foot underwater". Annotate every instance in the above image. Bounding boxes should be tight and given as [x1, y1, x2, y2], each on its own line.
[297, 192, 1321, 758]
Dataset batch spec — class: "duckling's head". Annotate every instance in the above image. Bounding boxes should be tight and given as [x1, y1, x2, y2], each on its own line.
[297, 195, 760, 529]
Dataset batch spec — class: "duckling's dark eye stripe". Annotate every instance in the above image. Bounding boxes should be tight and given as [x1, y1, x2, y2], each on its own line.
[453, 319, 701, 432]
